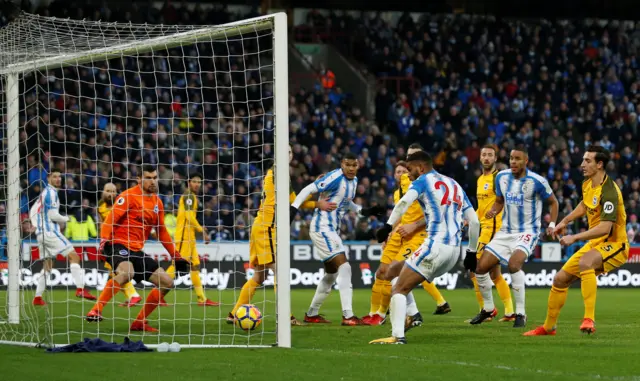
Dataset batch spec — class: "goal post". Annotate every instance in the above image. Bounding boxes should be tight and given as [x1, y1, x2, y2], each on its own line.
[0, 11, 291, 348]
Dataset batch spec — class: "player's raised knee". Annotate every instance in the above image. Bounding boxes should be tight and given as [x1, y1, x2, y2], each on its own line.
[552, 269, 574, 288]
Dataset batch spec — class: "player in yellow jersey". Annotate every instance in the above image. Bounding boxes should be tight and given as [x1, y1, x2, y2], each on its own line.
[97, 182, 141, 307]
[165, 173, 219, 306]
[227, 147, 337, 325]
[525, 145, 629, 336]
[363, 144, 450, 327]
[466, 144, 514, 322]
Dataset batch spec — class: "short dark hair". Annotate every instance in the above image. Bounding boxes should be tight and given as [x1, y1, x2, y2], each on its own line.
[189, 172, 202, 181]
[406, 151, 432, 165]
[482, 144, 498, 154]
[408, 143, 424, 151]
[586, 145, 610, 167]
[511, 147, 529, 157]
[396, 160, 408, 169]
[342, 152, 358, 161]
[140, 164, 157, 174]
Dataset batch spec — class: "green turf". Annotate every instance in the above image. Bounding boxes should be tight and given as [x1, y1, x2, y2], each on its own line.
[1, 288, 639, 381]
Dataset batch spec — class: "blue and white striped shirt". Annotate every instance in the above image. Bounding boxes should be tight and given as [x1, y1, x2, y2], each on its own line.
[408, 170, 473, 246]
[495, 169, 553, 235]
[309, 169, 358, 233]
[29, 185, 63, 234]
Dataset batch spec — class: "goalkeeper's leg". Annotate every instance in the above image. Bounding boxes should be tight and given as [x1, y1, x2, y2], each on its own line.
[105, 261, 141, 307]
[87, 260, 133, 322]
[131, 258, 174, 332]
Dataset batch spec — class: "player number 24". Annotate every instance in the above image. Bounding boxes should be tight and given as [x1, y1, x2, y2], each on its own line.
[435, 181, 462, 210]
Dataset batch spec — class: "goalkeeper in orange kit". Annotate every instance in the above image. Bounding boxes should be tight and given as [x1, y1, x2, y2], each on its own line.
[97, 182, 142, 307]
[165, 173, 219, 306]
[86, 165, 182, 332]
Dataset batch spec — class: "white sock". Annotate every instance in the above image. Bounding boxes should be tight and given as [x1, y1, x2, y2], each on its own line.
[476, 273, 495, 311]
[337, 263, 354, 318]
[511, 270, 526, 315]
[35, 271, 47, 297]
[307, 272, 338, 316]
[406, 291, 419, 316]
[390, 294, 407, 338]
[70, 263, 85, 289]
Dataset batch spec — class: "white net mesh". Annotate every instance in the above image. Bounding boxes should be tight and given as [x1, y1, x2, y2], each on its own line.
[0, 12, 284, 348]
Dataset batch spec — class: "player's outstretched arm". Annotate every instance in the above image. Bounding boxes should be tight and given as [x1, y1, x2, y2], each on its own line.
[396, 219, 426, 239]
[560, 189, 618, 246]
[545, 193, 560, 234]
[375, 189, 419, 243]
[462, 193, 481, 271]
[552, 201, 586, 239]
[290, 182, 319, 223]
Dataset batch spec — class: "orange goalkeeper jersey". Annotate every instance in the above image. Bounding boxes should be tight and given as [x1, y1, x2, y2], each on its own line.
[100, 185, 177, 255]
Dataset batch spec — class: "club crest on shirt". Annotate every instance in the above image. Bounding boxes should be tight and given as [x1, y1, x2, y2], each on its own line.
[484, 183, 489, 190]
[154, 205, 159, 214]
[592, 196, 598, 207]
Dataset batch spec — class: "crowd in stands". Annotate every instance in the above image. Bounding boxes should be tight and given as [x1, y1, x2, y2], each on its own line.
[2, 2, 640, 263]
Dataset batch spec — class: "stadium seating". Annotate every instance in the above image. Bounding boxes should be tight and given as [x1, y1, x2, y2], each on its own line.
[1, 2, 640, 250]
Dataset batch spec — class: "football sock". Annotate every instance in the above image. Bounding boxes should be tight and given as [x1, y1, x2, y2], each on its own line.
[35, 271, 47, 298]
[422, 280, 446, 306]
[471, 275, 484, 310]
[135, 288, 160, 322]
[93, 279, 121, 313]
[543, 285, 568, 332]
[511, 270, 526, 315]
[191, 270, 206, 302]
[476, 273, 495, 311]
[406, 291, 419, 316]
[337, 263, 354, 318]
[390, 294, 407, 338]
[369, 277, 384, 315]
[232, 278, 260, 315]
[122, 282, 139, 300]
[166, 264, 176, 280]
[376, 279, 392, 317]
[70, 263, 85, 289]
[307, 272, 338, 316]
[494, 273, 514, 315]
[580, 269, 597, 321]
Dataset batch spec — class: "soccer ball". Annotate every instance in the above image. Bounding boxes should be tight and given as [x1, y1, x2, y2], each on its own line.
[235, 304, 262, 331]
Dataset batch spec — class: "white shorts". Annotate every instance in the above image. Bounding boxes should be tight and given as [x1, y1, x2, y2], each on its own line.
[405, 239, 460, 282]
[36, 231, 74, 259]
[310, 231, 346, 262]
[484, 231, 539, 265]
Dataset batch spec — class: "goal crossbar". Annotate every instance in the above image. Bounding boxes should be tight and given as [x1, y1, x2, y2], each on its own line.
[0, 13, 274, 75]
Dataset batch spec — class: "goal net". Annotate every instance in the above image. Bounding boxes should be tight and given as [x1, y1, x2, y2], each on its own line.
[0, 11, 291, 348]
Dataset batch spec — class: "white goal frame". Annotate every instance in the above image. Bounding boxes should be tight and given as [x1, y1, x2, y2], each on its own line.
[0, 12, 291, 349]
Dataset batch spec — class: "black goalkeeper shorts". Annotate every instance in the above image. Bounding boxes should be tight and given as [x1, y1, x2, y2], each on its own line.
[103, 243, 160, 283]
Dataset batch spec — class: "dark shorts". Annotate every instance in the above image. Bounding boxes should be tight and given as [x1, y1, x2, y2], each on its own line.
[104, 243, 159, 283]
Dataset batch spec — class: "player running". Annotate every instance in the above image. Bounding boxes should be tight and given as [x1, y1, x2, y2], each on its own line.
[86, 165, 181, 332]
[525, 146, 629, 336]
[370, 151, 480, 344]
[290, 152, 386, 326]
[97, 182, 142, 307]
[31, 171, 96, 305]
[469, 148, 558, 328]
[164, 173, 219, 306]
[464, 145, 514, 322]
[227, 147, 336, 325]
[364, 145, 450, 328]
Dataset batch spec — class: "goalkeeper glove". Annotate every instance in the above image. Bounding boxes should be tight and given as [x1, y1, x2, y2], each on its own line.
[290, 205, 298, 225]
[463, 249, 478, 272]
[375, 223, 393, 243]
[360, 205, 387, 218]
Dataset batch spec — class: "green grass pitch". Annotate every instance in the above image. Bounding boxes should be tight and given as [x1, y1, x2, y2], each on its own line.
[1, 288, 639, 381]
